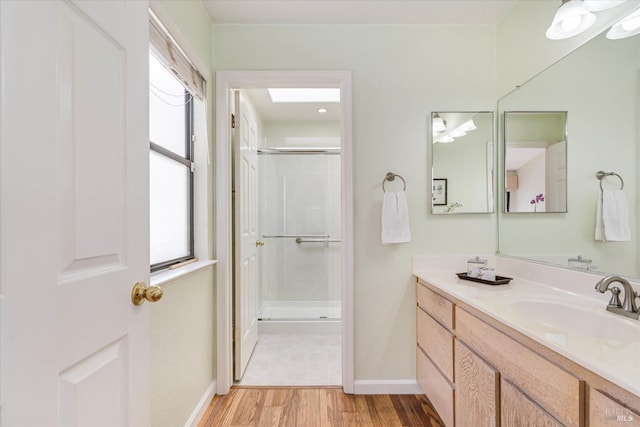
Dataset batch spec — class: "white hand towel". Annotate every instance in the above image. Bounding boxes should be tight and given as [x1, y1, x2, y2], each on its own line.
[381, 191, 411, 244]
[595, 189, 631, 242]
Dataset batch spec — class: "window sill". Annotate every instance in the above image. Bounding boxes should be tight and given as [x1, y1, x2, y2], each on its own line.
[150, 259, 217, 287]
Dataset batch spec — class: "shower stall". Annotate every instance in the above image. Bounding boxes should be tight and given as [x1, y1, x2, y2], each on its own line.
[257, 146, 341, 334]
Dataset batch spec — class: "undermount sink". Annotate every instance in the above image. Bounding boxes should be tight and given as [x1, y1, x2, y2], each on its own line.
[509, 299, 640, 342]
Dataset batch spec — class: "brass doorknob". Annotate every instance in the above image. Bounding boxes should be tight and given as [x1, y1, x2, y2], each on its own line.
[256, 240, 265, 247]
[131, 282, 163, 306]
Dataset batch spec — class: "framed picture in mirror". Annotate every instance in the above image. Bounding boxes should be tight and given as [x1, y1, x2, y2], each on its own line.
[433, 178, 447, 206]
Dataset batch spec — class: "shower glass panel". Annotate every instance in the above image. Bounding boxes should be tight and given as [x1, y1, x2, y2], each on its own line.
[259, 151, 341, 321]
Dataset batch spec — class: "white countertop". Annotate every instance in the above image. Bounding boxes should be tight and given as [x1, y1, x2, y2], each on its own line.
[413, 270, 640, 398]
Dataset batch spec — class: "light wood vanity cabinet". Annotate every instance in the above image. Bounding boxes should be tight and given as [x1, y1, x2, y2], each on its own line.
[415, 278, 639, 427]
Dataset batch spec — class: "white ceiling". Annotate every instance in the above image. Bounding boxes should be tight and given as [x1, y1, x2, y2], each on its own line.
[244, 89, 341, 122]
[202, 1, 518, 25]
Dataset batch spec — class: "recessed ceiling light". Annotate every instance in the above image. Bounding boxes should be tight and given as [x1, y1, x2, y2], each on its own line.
[318, 108, 328, 113]
[268, 88, 340, 103]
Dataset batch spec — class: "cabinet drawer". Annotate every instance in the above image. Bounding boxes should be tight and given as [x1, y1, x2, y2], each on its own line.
[416, 280, 453, 330]
[456, 307, 583, 427]
[417, 348, 454, 427]
[417, 308, 453, 382]
[502, 378, 562, 427]
[589, 388, 640, 426]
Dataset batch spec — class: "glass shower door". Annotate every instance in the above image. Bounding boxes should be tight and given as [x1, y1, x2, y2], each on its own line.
[259, 151, 341, 321]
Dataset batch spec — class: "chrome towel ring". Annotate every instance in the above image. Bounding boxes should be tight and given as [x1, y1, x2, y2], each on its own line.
[382, 172, 406, 192]
[596, 170, 624, 190]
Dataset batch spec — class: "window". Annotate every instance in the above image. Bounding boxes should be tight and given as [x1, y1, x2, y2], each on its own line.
[149, 51, 194, 271]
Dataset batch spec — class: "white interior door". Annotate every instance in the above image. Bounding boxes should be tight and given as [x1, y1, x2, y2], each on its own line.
[233, 90, 259, 380]
[0, 1, 151, 425]
[546, 141, 567, 212]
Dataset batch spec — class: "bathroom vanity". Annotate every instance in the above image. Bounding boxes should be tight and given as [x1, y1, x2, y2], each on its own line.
[413, 261, 640, 427]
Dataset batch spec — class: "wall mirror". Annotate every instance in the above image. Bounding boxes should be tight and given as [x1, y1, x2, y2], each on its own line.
[504, 111, 567, 213]
[430, 111, 494, 214]
[498, 30, 638, 279]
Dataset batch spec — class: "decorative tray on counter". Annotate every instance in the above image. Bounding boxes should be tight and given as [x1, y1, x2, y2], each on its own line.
[456, 272, 513, 286]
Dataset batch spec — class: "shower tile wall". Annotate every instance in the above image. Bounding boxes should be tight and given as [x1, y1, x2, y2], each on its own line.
[259, 152, 341, 318]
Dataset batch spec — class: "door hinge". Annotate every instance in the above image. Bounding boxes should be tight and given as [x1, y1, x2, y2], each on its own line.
[190, 161, 195, 173]
[191, 134, 196, 142]
[231, 114, 236, 129]
[232, 326, 236, 342]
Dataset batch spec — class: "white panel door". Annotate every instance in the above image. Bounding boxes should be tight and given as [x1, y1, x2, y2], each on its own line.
[0, 1, 150, 425]
[545, 141, 567, 212]
[233, 90, 259, 380]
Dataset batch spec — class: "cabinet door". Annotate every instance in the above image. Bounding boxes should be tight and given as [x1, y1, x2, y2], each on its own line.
[502, 378, 562, 427]
[589, 388, 640, 426]
[454, 340, 499, 427]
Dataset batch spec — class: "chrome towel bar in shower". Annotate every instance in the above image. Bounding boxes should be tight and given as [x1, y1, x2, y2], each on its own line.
[263, 234, 330, 239]
[596, 170, 624, 190]
[295, 237, 341, 244]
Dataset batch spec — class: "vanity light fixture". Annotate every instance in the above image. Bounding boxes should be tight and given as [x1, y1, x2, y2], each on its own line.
[436, 135, 455, 144]
[546, 0, 597, 40]
[449, 129, 467, 138]
[606, 8, 640, 39]
[317, 107, 328, 113]
[432, 113, 447, 133]
[459, 119, 477, 132]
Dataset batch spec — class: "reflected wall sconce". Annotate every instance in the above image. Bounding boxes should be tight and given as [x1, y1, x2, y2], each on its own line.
[432, 113, 446, 133]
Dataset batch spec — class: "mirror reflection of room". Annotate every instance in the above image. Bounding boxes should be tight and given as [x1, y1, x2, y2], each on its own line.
[431, 111, 494, 214]
[498, 30, 638, 278]
[504, 111, 567, 213]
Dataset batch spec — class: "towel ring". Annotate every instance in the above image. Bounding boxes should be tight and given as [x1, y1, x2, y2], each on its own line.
[382, 172, 406, 192]
[596, 170, 624, 191]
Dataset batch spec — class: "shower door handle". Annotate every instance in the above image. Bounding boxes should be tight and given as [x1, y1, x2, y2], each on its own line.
[256, 240, 265, 247]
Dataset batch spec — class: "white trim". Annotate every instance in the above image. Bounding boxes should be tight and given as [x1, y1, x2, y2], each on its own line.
[215, 70, 354, 395]
[183, 380, 216, 427]
[353, 380, 423, 395]
[150, 259, 217, 287]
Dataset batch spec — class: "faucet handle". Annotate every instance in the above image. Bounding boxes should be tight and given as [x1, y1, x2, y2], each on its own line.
[607, 286, 622, 308]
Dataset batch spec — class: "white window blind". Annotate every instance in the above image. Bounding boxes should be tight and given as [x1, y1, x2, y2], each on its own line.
[149, 10, 206, 100]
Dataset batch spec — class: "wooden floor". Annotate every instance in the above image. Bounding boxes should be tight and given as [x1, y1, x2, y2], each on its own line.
[198, 386, 444, 427]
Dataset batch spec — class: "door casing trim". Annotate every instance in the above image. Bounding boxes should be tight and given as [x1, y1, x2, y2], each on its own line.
[215, 70, 354, 394]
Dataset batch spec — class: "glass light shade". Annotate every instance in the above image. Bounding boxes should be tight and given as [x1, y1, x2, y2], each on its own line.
[450, 129, 467, 138]
[433, 116, 447, 133]
[583, 0, 626, 11]
[546, 0, 597, 40]
[436, 136, 455, 144]
[607, 9, 640, 39]
[459, 119, 477, 131]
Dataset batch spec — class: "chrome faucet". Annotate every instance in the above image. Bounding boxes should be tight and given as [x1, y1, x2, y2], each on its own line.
[595, 275, 639, 320]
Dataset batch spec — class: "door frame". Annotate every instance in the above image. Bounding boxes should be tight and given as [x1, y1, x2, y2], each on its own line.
[215, 70, 354, 394]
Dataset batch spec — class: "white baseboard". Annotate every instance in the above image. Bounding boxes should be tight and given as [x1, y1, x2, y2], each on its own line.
[353, 379, 423, 395]
[184, 380, 217, 427]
